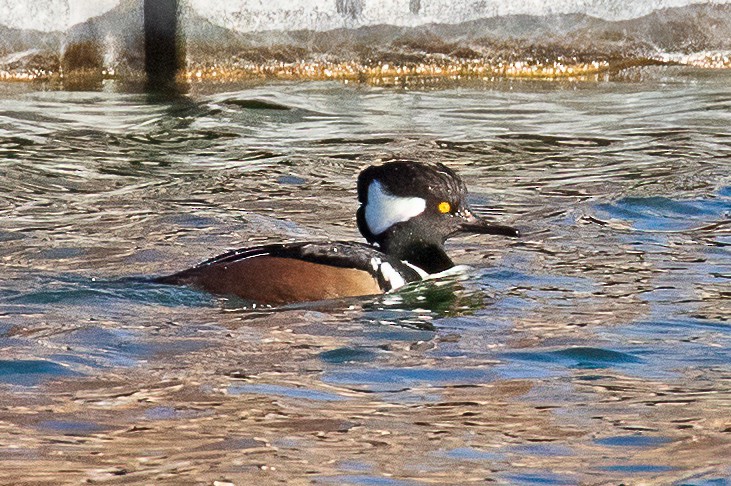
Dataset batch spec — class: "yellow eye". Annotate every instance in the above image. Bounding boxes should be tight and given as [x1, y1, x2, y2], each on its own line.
[437, 201, 451, 214]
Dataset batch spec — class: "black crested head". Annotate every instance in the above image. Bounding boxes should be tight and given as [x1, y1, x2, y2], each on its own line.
[357, 160, 464, 243]
[355, 160, 519, 274]
[357, 160, 465, 204]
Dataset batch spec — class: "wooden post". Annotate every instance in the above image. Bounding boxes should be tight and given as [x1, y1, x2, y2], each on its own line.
[143, 0, 183, 92]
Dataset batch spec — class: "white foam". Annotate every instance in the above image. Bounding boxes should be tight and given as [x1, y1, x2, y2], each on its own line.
[428, 264, 473, 281]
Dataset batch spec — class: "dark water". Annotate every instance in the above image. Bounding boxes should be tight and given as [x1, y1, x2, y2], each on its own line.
[1, 69, 730, 484]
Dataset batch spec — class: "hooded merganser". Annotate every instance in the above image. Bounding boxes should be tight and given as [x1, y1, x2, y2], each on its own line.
[155, 161, 519, 305]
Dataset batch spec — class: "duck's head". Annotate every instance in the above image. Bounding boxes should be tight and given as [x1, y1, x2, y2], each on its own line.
[356, 160, 519, 274]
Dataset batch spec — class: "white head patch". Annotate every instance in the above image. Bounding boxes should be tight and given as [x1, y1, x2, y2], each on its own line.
[364, 180, 426, 235]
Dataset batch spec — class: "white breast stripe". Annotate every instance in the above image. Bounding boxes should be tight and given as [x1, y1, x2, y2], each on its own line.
[365, 180, 426, 235]
[370, 257, 407, 291]
[379, 262, 406, 290]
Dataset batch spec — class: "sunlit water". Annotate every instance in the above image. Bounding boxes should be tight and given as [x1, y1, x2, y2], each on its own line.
[1, 68, 730, 484]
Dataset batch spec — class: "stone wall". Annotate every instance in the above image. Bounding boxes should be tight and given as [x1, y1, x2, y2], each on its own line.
[1, 0, 730, 85]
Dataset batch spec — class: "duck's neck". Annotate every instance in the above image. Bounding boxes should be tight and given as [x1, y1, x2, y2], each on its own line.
[382, 239, 454, 275]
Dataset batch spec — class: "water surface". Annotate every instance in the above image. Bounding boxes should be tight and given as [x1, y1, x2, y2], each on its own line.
[0, 68, 730, 484]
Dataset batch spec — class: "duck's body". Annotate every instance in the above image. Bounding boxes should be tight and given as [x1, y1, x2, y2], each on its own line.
[155, 241, 424, 305]
[156, 161, 518, 305]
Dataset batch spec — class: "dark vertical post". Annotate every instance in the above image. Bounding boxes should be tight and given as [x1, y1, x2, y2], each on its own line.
[143, 0, 183, 92]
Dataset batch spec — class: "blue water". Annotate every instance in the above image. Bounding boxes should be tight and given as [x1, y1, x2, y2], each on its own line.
[595, 435, 673, 447]
[594, 193, 731, 232]
[0, 359, 80, 386]
[229, 383, 346, 401]
[0, 71, 730, 483]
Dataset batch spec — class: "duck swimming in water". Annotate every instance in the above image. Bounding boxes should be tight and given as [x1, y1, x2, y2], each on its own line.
[155, 160, 519, 305]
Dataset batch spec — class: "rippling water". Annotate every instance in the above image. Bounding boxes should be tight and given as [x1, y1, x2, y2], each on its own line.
[1, 68, 730, 484]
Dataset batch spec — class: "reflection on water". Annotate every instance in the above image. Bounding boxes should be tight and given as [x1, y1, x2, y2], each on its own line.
[0, 68, 730, 484]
